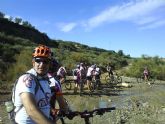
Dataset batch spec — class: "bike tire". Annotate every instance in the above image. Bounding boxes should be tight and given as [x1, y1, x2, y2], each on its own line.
[79, 79, 85, 93]
[105, 75, 110, 84]
[65, 82, 72, 90]
[137, 76, 143, 83]
[89, 81, 95, 92]
[95, 79, 101, 90]
[117, 76, 122, 83]
[149, 77, 155, 84]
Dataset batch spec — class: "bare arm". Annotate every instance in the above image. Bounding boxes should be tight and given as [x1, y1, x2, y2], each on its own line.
[20, 92, 55, 124]
[56, 95, 68, 112]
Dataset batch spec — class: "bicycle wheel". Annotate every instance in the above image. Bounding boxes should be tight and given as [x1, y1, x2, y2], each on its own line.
[89, 81, 95, 92]
[79, 79, 85, 93]
[137, 76, 143, 83]
[148, 76, 155, 84]
[95, 79, 101, 90]
[117, 76, 122, 83]
[105, 75, 110, 83]
[65, 81, 72, 90]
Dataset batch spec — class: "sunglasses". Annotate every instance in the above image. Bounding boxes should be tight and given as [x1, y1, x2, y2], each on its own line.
[34, 58, 50, 64]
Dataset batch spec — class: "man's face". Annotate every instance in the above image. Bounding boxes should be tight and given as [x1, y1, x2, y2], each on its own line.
[32, 57, 50, 75]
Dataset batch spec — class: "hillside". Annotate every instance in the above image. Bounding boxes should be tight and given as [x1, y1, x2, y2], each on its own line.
[0, 16, 131, 83]
[0, 18, 50, 45]
[1, 14, 165, 83]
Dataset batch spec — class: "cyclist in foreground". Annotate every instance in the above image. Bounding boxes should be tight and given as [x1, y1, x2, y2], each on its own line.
[13, 45, 55, 124]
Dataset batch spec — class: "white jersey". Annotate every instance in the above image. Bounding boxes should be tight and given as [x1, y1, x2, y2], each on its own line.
[13, 68, 51, 124]
[47, 73, 62, 93]
[86, 67, 94, 77]
[57, 66, 67, 77]
[95, 67, 101, 76]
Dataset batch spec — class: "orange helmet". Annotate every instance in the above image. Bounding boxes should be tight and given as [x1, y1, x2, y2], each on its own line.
[32, 45, 52, 59]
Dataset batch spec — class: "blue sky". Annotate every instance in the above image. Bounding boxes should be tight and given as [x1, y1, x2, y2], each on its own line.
[0, 0, 165, 58]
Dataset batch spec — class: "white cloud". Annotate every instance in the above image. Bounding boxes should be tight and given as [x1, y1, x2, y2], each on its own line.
[4, 14, 10, 19]
[56, 0, 165, 32]
[58, 22, 77, 32]
[43, 21, 50, 25]
[139, 19, 165, 29]
[85, 0, 165, 29]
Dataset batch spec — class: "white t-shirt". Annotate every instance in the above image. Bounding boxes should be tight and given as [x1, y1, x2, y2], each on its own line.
[95, 67, 101, 76]
[86, 67, 94, 77]
[13, 68, 51, 124]
[47, 73, 62, 93]
[57, 67, 66, 77]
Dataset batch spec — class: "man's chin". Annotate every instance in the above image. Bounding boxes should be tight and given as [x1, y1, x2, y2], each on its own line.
[37, 71, 46, 75]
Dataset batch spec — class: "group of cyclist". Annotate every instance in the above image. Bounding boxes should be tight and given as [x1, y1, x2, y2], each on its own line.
[11, 44, 151, 124]
[11, 44, 113, 124]
[72, 63, 102, 93]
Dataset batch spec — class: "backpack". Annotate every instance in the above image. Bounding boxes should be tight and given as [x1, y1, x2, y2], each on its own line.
[5, 73, 46, 124]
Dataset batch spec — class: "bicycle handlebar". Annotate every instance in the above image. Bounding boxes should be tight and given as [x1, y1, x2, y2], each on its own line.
[58, 107, 116, 120]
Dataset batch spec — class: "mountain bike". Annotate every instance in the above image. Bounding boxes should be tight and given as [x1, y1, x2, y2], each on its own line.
[136, 75, 155, 84]
[105, 72, 122, 86]
[89, 78, 101, 92]
[62, 79, 73, 90]
[57, 107, 116, 124]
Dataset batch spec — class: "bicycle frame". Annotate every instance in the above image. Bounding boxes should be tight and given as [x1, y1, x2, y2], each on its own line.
[105, 74, 122, 85]
[137, 75, 155, 84]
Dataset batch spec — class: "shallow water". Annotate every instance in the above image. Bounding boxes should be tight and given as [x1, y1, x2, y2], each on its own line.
[1, 78, 165, 124]
[109, 80, 165, 109]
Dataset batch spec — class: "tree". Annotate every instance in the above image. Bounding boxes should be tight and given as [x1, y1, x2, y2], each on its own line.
[8, 16, 13, 21]
[118, 50, 124, 56]
[0, 11, 5, 18]
[14, 17, 22, 24]
[22, 21, 30, 27]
